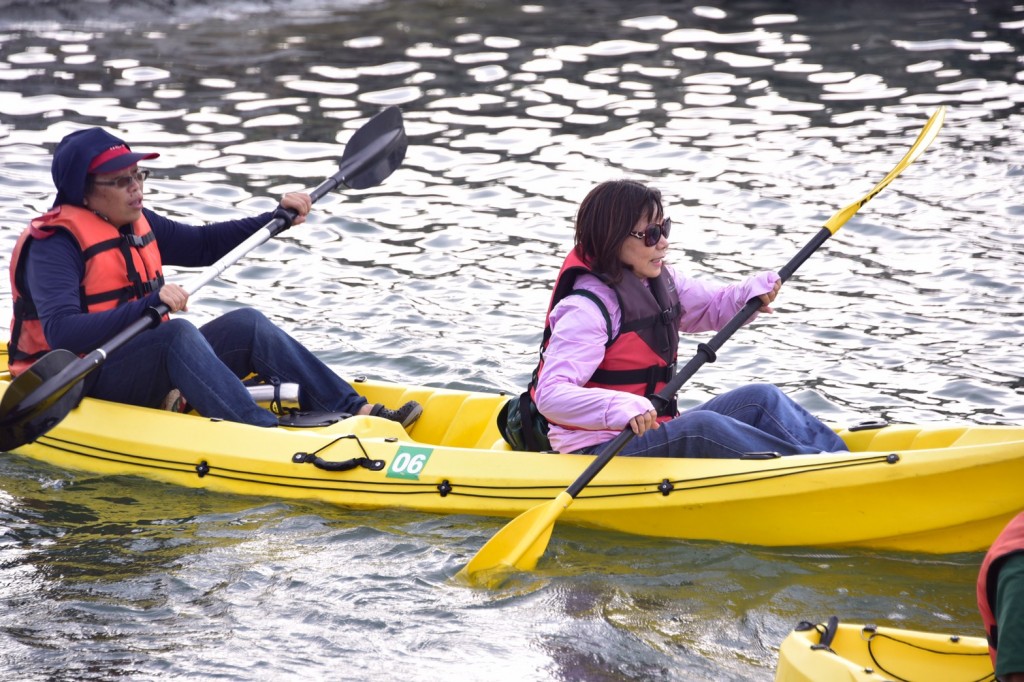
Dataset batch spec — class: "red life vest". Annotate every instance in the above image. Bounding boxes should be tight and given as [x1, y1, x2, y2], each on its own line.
[8, 205, 164, 376]
[977, 511, 1024, 666]
[534, 247, 681, 428]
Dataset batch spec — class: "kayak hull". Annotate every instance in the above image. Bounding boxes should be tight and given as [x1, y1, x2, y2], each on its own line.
[775, 620, 992, 681]
[3, 376, 1024, 553]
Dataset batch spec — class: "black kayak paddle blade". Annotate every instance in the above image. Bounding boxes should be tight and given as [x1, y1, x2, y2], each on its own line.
[0, 349, 85, 452]
[339, 106, 407, 190]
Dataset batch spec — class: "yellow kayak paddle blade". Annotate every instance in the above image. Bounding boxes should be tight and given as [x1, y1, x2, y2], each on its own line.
[823, 105, 946, 235]
[456, 491, 572, 588]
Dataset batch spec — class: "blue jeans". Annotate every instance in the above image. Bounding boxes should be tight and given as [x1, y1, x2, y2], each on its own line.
[586, 384, 846, 458]
[88, 308, 368, 426]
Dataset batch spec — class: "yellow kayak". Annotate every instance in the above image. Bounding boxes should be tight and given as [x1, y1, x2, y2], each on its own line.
[775, 618, 993, 681]
[3, 366, 1024, 552]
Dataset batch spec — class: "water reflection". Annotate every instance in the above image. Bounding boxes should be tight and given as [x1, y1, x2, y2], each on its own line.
[0, 0, 1022, 679]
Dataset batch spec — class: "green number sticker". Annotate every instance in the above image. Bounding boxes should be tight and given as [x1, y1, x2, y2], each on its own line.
[387, 446, 433, 480]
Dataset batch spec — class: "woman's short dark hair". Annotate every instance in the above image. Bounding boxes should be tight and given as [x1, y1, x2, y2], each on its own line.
[574, 180, 663, 282]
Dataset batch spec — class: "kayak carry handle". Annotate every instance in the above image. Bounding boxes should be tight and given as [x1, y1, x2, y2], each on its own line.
[291, 451, 385, 472]
[811, 615, 841, 651]
[290, 434, 385, 472]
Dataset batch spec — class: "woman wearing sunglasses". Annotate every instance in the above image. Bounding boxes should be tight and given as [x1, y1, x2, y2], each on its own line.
[532, 179, 845, 458]
[8, 127, 422, 428]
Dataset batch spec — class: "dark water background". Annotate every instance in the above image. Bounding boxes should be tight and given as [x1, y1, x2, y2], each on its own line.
[0, 0, 1022, 679]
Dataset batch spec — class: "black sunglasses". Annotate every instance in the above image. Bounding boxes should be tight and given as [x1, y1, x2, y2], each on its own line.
[628, 218, 671, 247]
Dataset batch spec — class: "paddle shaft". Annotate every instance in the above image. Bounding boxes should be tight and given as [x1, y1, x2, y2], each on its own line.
[563, 105, 949, 497]
[564, 226, 830, 498]
[454, 231, 834, 584]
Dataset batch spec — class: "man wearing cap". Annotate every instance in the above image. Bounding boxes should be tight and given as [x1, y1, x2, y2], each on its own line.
[7, 127, 422, 428]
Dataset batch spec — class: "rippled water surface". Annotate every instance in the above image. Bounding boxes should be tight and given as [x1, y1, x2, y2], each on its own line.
[0, 0, 1022, 679]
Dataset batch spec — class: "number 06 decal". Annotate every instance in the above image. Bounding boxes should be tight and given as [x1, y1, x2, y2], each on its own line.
[387, 446, 434, 480]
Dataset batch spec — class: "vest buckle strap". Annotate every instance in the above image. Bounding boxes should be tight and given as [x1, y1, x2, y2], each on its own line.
[643, 363, 676, 393]
[647, 393, 678, 417]
[131, 274, 164, 298]
[123, 233, 146, 248]
[133, 281, 153, 297]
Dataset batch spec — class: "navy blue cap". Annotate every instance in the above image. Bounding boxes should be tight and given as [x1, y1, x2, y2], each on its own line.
[51, 128, 159, 207]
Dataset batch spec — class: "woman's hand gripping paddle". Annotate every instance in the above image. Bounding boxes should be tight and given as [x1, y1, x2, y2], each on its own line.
[456, 106, 947, 588]
[0, 106, 408, 453]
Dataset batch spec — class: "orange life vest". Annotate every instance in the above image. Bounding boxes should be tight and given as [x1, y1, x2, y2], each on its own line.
[535, 247, 681, 428]
[8, 205, 164, 376]
[977, 511, 1024, 666]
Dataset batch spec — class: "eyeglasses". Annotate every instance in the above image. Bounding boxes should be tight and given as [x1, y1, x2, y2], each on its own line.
[628, 218, 672, 247]
[92, 169, 151, 189]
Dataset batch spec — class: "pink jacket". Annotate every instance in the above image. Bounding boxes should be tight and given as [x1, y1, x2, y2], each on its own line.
[534, 264, 780, 453]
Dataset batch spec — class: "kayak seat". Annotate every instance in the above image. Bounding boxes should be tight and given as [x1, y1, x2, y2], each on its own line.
[405, 391, 504, 449]
[432, 393, 509, 450]
[344, 378, 515, 449]
[277, 410, 353, 428]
